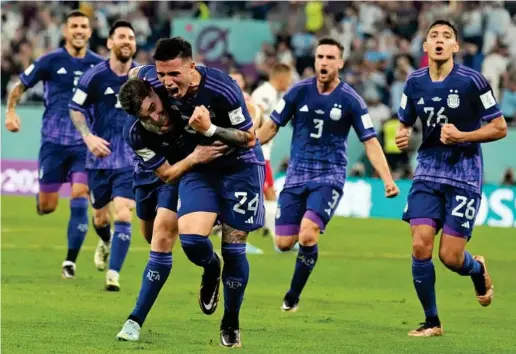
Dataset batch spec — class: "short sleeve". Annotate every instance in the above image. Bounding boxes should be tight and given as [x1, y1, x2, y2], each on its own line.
[218, 79, 254, 131]
[472, 73, 503, 122]
[270, 86, 299, 127]
[68, 66, 98, 114]
[123, 118, 166, 170]
[19, 55, 51, 88]
[397, 80, 418, 126]
[346, 89, 377, 142]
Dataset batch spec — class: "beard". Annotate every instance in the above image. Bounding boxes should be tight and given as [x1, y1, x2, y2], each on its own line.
[113, 45, 134, 63]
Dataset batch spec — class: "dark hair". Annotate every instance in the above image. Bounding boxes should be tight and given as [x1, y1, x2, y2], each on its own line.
[153, 37, 192, 61]
[119, 78, 153, 118]
[317, 37, 344, 57]
[109, 20, 134, 38]
[65, 10, 88, 23]
[426, 20, 459, 40]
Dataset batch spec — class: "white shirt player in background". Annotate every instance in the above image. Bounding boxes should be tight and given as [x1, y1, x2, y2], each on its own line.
[251, 64, 293, 246]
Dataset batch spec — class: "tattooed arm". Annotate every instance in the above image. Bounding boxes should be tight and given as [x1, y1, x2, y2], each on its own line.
[5, 81, 26, 132]
[69, 109, 111, 157]
[128, 66, 145, 79]
[69, 109, 92, 138]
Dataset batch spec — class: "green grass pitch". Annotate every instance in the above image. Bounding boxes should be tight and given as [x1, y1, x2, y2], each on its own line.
[2, 195, 516, 353]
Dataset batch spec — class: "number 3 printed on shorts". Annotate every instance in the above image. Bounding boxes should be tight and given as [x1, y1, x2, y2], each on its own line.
[233, 192, 259, 215]
[324, 189, 340, 216]
[451, 195, 476, 220]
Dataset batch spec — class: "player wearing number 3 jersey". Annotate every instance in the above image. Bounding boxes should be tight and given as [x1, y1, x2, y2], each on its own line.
[258, 37, 399, 312]
[396, 20, 508, 337]
[4, 11, 103, 279]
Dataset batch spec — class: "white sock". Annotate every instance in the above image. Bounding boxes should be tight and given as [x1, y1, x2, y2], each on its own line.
[264, 200, 277, 238]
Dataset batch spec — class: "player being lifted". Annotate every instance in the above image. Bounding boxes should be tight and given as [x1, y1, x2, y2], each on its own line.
[116, 37, 266, 347]
[116, 65, 227, 341]
[69, 20, 138, 291]
[258, 37, 399, 312]
[5, 10, 104, 279]
[396, 20, 507, 337]
[250, 64, 293, 249]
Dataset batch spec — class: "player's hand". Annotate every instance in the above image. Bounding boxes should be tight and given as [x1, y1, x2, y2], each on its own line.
[5, 111, 21, 132]
[84, 134, 111, 157]
[394, 128, 410, 150]
[189, 105, 212, 134]
[440, 123, 464, 145]
[384, 181, 399, 198]
[191, 143, 228, 164]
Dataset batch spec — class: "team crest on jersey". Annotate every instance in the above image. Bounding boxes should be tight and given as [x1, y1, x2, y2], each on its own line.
[447, 89, 460, 109]
[329, 104, 342, 121]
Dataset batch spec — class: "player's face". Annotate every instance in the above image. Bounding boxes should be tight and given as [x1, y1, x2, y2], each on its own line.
[275, 72, 293, 92]
[230, 73, 246, 91]
[423, 25, 459, 62]
[155, 58, 195, 99]
[315, 45, 344, 84]
[108, 27, 137, 63]
[63, 16, 91, 50]
[138, 90, 173, 133]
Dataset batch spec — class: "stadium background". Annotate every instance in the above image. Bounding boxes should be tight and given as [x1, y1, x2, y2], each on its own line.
[1, 2, 516, 353]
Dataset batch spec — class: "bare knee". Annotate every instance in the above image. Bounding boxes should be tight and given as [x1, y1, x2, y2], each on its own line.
[139, 219, 154, 244]
[438, 248, 463, 270]
[411, 226, 435, 259]
[222, 224, 248, 244]
[152, 210, 179, 252]
[275, 235, 298, 251]
[93, 208, 110, 227]
[299, 219, 319, 246]
[70, 184, 88, 199]
[38, 192, 59, 214]
[114, 198, 135, 223]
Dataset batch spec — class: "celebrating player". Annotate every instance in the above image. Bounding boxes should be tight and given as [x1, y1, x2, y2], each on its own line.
[258, 37, 399, 312]
[69, 20, 137, 291]
[121, 37, 265, 347]
[5, 10, 103, 279]
[396, 20, 507, 337]
[115, 66, 227, 341]
[251, 63, 293, 246]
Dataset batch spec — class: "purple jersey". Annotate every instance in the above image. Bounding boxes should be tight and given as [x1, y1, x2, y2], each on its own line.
[69, 60, 137, 170]
[19, 48, 104, 146]
[398, 63, 502, 194]
[270, 77, 377, 189]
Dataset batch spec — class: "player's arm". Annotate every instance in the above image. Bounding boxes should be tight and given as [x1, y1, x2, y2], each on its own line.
[128, 65, 146, 79]
[451, 116, 507, 143]
[258, 89, 297, 144]
[68, 71, 111, 157]
[5, 58, 49, 132]
[350, 96, 399, 198]
[395, 82, 418, 150]
[189, 105, 256, 148]
[154, 144, 228, 184]
[246, 101, 262, 129]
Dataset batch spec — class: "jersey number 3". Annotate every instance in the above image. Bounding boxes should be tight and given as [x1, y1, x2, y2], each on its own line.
[311, 119, 324, 139]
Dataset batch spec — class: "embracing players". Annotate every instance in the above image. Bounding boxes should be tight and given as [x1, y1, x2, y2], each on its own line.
[69, 20, 137, 291]
[396, 20, 507, 336]
[5, 10, 103, 279]
[115, 37, 265, 347]
[258, 37, 399, 312]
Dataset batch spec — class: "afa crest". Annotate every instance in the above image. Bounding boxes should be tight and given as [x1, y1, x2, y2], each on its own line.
[447, 89, 460, 109]
[330, 104, 342, 121]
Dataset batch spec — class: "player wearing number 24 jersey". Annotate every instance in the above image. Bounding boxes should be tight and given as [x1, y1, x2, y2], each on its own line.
[396, 20, 508, 337]
[258, 37, 399, 313]
[4, 11, 103, 280]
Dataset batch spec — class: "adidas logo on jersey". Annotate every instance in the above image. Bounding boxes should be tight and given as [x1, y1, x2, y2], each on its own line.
[245, 216, 254, 224]
[57, 67, 67, 74]
[299, 105, 309, 112]
[417, 97, 424, 105]
[104, 87, 115, 95]
[462, 221, 470, 229]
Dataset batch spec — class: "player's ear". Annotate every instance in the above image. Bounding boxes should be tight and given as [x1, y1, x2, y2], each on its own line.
[338, 58, 344, 70]
[452, 40, 460, 54]
[423, 40, 428, 53]
[107, 37, 113, 51]
[61, 23, 68, 38]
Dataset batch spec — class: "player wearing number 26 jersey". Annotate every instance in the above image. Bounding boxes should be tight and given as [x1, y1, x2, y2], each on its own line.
[396, 20, 507, 337]
[4, 11, 103, 280]
[258, 37, 398, 313]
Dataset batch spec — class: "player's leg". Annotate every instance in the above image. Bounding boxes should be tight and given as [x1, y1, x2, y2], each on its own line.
[134, 184, 159, 245]
[117, 185, 179, 341]
[177, 172, 222, 315]
[37, 142, 67, 214]
[217, 163, 265, 348]
[402, 181, 443, 337]
[89, 169, 113, 271]
[439, 187, 493, 306]
[263, 160, 277, 238]
[282, 184, 342, 312]
[107, 169, 136, 291]
[274, 186, 306, 252]
[61, 145, 90, 279]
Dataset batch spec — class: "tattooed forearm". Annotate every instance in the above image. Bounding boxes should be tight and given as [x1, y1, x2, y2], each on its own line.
[7, 81, 26, 112]
[128, 66, 144, 79]
[69, 109, 92, 138]
[213, 127, 255, 148]
[222, 224, 249, 244]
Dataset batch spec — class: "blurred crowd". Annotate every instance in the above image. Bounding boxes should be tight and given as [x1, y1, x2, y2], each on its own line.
[2, 1, 516, 179]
